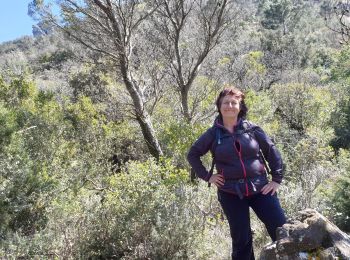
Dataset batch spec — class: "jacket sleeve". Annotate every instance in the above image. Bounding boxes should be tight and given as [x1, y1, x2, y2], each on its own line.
[253, 126, 284, 184]
[187, 127, 215, 182]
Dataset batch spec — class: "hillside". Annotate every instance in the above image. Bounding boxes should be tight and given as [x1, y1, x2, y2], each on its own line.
[1, 0, 349, 258]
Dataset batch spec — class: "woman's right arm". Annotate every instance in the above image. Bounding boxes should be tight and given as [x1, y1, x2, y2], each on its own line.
[187, 128, 215, 182]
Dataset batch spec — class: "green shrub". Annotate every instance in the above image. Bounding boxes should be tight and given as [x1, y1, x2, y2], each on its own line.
[1, 158, 233, 259]
[320, 149, 350, 232]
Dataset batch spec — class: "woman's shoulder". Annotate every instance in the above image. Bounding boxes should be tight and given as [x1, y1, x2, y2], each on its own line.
[241, 120, 267, 136]
[192, 126, 217, 147]
[242, 120, 260, 130]
[195, 125, 216, 139]
[204, 125, 217, 137]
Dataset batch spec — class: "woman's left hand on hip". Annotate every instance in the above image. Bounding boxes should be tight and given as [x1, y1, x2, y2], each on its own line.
[261, 181, 280, 195]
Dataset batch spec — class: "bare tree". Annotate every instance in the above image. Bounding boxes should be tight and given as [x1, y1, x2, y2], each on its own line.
[30, 0, 164, 159]
[323, 0, 350, 44]
[147, 0, 234, 122]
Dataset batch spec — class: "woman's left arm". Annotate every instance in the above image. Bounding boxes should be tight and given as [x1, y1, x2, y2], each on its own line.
[253, 126, 284, 194]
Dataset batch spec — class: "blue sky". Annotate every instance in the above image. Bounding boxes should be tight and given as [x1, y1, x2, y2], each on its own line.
[0, 1, 36, 43]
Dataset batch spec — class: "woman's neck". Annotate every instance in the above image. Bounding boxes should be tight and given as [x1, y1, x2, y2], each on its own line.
[222, 117, 238, 133]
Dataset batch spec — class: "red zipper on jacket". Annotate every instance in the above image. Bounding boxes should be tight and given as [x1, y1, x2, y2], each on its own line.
[234, 140, 249, 196]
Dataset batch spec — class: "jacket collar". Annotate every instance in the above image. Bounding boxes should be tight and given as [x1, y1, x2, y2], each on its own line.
[214, 116, 244, 133]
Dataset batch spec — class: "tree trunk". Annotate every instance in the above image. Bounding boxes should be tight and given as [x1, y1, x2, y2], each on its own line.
[119, 54, 163, 159]
[135, 112, 163, 160]
[181, 86, 191, 123]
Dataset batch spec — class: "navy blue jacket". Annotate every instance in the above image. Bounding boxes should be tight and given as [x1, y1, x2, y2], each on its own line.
[187, 118, 283, 197]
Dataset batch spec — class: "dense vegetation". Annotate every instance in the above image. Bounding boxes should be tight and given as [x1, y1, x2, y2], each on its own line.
[1, 0, 349, 258]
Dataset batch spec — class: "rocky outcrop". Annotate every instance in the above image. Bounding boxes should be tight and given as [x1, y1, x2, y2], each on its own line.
[259, 209, 350, 260]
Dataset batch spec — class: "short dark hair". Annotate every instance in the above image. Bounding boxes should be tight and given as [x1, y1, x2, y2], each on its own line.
[215, 87, 248, 119]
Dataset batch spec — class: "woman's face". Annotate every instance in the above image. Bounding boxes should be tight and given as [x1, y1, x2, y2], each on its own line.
[220, 95, 241, 120]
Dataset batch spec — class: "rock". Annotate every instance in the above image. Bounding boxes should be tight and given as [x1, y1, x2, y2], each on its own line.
[259, 209, 350, 260]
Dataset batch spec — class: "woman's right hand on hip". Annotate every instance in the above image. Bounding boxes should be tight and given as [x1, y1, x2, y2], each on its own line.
[209, 174, 225, 187]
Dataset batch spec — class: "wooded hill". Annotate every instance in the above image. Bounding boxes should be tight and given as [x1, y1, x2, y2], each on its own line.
[1, 0, 349, 258]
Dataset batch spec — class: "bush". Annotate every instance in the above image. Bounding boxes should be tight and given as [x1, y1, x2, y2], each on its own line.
[0, 75, 149, 257]
[1, 158, 234, 259]
[320, 149, 350, 232]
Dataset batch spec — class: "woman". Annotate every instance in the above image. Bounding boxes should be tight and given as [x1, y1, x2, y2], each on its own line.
[187, 87, 286, 260]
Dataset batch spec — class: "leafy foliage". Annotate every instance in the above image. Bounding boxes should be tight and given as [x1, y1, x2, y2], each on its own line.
[0, 76, 144, 246]
[321, 149, 350, 232]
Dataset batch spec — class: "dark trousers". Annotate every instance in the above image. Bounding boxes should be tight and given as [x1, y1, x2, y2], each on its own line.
[218, 190, 286, 260]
